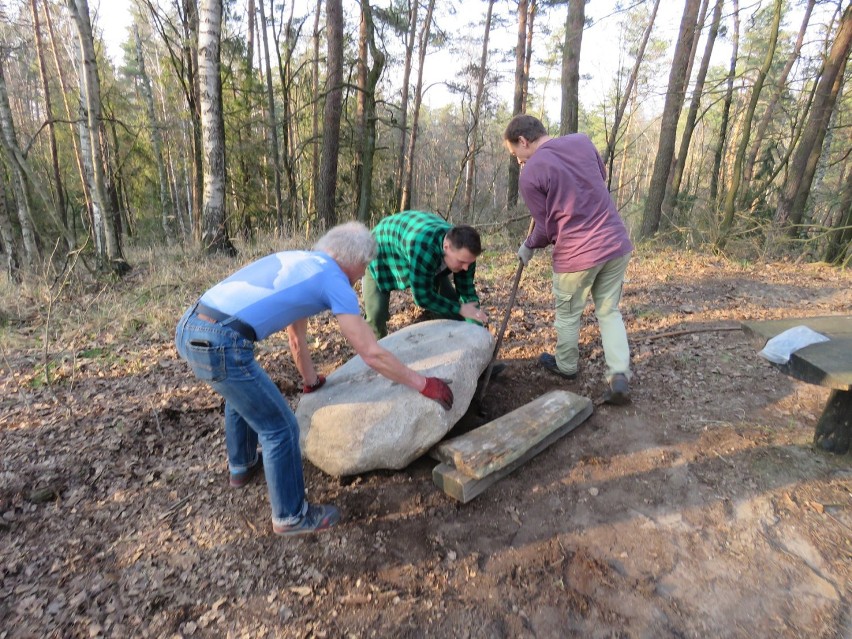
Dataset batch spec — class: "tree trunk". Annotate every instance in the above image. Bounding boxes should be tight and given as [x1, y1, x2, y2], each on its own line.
[639, 0, 702, 239]
[742, 0, 815, 191]
[0, 62, 40, 269]
[399, 0, 436, 212]
[30, 0, 69, 246]
[66, 0, 128, 273]
[198, 0, 235, 254]
[246, 0, 255, 72]
[134, 25, 174, 244]
[0, 172, 20, 280]
[394, 0, 418, 210]
[258, 0, 284, 233]
[271, 0, 299, 232]
[523, 0, 536, 112]
[710, 0, 739, 203]
[354, 3, 368, 219]
[317, 0, 344, 229]
[463, 0, 495, 217]
[662, 0, 722, 225]
[774, 3, 852, 236]
[506, 0, 528, 209]
[560, 0, 584, 135]
[355, 0, 385, 224]
[308, 0, 322, 227]
[44, 0, 93, 233]
[717, 0, 783, 250]
[603, 0, 660, 169]
[823, 162, 852, 265]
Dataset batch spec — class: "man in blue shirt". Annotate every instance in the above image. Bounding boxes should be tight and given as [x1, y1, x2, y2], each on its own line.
[175, 222, 453, 537]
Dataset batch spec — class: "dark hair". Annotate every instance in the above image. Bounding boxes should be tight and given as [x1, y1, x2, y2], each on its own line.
[503, 114, 547, 143]
[446, 224, 482, 255]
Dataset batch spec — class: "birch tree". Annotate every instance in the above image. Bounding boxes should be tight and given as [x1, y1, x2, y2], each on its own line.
[198, 0, 234, 253]
[134, 25, 174, 244]
[0, 57, 40, 269]
[65, 0, 129, 273]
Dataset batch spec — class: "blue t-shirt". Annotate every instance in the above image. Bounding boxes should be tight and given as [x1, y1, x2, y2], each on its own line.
[199, 251, 360, 340]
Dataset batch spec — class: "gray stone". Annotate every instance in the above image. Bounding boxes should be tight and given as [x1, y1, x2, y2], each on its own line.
[295, 320, 494, 476]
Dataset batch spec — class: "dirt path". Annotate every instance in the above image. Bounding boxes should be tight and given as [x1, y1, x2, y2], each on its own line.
[1, 249, 850, 638]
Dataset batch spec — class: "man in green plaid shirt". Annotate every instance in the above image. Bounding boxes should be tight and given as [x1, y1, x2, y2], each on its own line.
[363, 210, 489, 338]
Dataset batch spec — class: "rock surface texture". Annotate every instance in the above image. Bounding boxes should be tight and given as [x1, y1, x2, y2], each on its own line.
[295, 320, 494, 476]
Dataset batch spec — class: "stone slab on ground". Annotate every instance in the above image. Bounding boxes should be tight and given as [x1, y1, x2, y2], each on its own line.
[296, 320, 494, 476]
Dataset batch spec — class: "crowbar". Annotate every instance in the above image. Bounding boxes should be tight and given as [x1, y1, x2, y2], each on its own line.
[476, 218, 535, 402]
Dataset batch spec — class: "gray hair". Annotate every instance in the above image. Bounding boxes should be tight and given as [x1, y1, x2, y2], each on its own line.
[313, 221, 377, 267]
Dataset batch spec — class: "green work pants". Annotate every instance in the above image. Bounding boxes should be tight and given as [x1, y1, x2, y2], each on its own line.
[362, 269, 460, 339]
[552, 252, 631, 382]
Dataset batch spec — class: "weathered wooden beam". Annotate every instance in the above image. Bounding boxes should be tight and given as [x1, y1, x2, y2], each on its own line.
[434, 390, 593, 479]
[432, 390, 593, 503]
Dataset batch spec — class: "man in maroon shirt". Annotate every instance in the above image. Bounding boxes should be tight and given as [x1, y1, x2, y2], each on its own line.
[504, 114, 633, 404]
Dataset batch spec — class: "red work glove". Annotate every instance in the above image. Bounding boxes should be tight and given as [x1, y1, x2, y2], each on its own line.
[302, 375, 326, 393]
[420, 377, 453, 410]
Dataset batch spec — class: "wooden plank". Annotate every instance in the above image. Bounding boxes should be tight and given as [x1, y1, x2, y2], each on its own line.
[433, 390, 593, 479]
[432, 400, 592, 502]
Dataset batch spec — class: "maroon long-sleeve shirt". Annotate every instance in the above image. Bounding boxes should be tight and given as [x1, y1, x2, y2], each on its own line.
[519, 133, 633, 273]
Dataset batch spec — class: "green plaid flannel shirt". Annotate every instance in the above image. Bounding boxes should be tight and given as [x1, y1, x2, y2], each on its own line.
[368, 211, 479, 317]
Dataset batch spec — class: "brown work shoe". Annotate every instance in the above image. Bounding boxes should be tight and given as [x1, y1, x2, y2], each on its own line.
[603, 374, 631, 405]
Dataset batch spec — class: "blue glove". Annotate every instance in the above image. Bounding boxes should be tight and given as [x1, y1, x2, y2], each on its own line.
[518, 243, 534, 266]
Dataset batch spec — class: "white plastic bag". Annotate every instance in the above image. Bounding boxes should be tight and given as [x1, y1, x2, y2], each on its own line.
[758, 325, 830, 364]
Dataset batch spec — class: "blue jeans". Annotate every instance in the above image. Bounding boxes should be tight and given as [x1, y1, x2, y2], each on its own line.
[175, 306, 307, 527]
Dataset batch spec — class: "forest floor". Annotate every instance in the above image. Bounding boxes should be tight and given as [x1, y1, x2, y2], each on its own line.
[0, 242, 851, 639]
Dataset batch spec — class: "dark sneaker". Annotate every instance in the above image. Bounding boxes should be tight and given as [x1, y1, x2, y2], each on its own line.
[538, 353, 578, 380]
[604, 373, 631, 405]
[229, 454, 263, 488]
[273, 504, 341, 537]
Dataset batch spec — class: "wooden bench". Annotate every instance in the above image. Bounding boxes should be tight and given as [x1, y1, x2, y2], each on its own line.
[741, 315, 852, 454]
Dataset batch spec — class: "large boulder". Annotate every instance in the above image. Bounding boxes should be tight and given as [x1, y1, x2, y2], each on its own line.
[295, 320, 494, 476]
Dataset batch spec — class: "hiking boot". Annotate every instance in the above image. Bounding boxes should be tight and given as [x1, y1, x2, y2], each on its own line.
[538, 353, 578, 380]
[229, 454, 263, 488]
[273, 504, 341, 537]
[604, 374, 631, 405]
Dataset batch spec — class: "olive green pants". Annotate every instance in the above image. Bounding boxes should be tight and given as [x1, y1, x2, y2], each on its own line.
[362, 269, 460, 339]
[552, 253, 631, 382]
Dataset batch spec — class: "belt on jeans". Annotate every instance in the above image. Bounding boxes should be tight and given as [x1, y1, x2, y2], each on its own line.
[194, 302, 257, 342]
